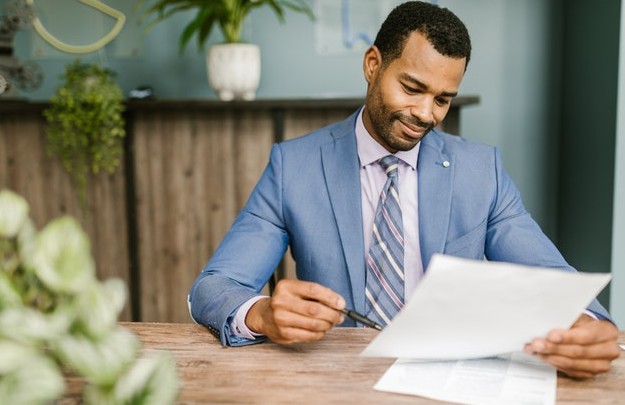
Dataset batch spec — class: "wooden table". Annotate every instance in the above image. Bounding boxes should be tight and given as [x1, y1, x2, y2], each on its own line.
[63, 323, 624, 404]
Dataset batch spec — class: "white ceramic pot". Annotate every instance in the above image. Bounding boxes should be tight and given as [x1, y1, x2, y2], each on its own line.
[206, 43, 261, 101]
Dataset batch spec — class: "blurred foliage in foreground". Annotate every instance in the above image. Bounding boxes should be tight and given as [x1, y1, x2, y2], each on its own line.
[0, 189, 179, 404]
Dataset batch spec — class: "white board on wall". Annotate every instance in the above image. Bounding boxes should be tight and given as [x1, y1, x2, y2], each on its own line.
[314, 0, 403, 55]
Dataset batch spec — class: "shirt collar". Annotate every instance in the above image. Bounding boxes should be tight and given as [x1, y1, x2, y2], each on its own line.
[355, 107, 420, 170]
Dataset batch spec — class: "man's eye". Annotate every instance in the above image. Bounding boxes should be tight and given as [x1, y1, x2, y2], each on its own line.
[402, 84, 420, 94]
[436, 97, 451, 106]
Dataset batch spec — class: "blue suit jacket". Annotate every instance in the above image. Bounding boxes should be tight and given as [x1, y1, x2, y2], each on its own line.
[189, 110, 611, 346]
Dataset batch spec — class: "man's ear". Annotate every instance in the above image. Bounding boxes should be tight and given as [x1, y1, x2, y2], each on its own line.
[363, 45, 383, 84]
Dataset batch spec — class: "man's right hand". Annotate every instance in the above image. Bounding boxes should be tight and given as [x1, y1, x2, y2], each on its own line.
[245, 279, 346, 344]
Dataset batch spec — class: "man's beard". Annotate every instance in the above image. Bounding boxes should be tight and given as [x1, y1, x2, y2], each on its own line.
[367, 91, 435, 152]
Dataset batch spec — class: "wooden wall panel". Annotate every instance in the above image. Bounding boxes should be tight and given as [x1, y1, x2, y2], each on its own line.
[133, 109, 273, 323]
[283, 108, 357, 140]
[0, 112, 131, 320]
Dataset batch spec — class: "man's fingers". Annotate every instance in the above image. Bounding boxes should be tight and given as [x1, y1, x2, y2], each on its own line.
[271, 288, 344, 325]
[535, 353, 615, 379]
[527, 339, 621, 360]
[271, 305, 341, 332]
[547, 321, 619, 345]
[274, 279, 346, 311]
[525, 318, 621, 379]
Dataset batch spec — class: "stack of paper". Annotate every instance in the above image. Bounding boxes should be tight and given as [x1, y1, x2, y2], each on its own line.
[361, 254, 611, 405]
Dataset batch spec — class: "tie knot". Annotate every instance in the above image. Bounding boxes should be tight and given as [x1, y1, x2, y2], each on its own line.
[379, 155, 399, 178]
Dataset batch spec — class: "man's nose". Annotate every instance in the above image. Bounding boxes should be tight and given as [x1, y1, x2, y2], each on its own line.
[409, 97, 435, 125]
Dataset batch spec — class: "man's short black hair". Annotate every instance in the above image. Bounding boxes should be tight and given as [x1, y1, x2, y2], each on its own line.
[373, 1, 472, 68]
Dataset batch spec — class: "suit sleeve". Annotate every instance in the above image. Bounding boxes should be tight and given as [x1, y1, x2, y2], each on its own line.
[188, 144, 289, 346]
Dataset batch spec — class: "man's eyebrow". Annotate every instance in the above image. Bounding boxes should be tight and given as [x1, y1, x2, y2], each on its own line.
[400, 73, 458, 98]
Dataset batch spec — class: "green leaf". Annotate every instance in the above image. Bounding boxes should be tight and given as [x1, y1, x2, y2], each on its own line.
[0, 190, 29, 239]
[0, 307, 72, 344]
[0, 272, 22, 309]
[73, 278, 128, 339]
[0, 346, 65, 405]
[54, 327, 140, 386]
[32, 216, 95, 294]
[92, 352, 180, 405]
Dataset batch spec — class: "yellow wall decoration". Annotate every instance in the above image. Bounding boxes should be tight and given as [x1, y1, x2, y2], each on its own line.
[26, 0, 125, 54]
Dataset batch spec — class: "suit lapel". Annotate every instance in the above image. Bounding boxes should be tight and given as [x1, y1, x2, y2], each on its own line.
[418, 131, 454, 271]
[321, 119, 366, 312]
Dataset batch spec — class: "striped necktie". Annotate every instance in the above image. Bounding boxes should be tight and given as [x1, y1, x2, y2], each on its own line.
[365, 155, 405, 327]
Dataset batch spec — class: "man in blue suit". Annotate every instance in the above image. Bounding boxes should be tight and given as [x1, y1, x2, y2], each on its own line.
[189, 1, 619, 378]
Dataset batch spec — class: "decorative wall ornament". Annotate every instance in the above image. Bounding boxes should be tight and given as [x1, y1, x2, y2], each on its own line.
[25, 0, 126, 54]
[0, 0, 43, 97]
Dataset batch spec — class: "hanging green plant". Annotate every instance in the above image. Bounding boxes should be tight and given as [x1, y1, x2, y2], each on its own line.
[44, 60, 125, 210]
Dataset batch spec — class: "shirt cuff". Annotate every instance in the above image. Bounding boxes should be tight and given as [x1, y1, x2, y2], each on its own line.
[583, 309, 599, 320]
[231, 295, 267, 340]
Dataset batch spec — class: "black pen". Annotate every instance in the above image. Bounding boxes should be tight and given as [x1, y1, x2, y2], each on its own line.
[340, 308, 383, 331]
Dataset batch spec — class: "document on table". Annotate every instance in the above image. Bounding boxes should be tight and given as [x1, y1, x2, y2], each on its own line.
[374, 352, 556, 405]
[361, 254, 611, 360]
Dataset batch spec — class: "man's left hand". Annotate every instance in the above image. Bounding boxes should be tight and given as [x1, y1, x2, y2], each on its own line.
[524, 314, 621, 379]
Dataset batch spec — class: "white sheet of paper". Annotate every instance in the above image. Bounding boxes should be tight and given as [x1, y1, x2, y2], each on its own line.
[374, 352, 556, 405]
[361, 254, 611, 359]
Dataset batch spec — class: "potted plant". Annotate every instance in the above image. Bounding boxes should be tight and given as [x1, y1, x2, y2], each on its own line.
[136, 0, 314, 101]
[43, 61, 126, 211]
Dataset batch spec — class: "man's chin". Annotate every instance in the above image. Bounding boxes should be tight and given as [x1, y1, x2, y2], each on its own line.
[398, 130, 431, 150]
[392, 138, 422, 152]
